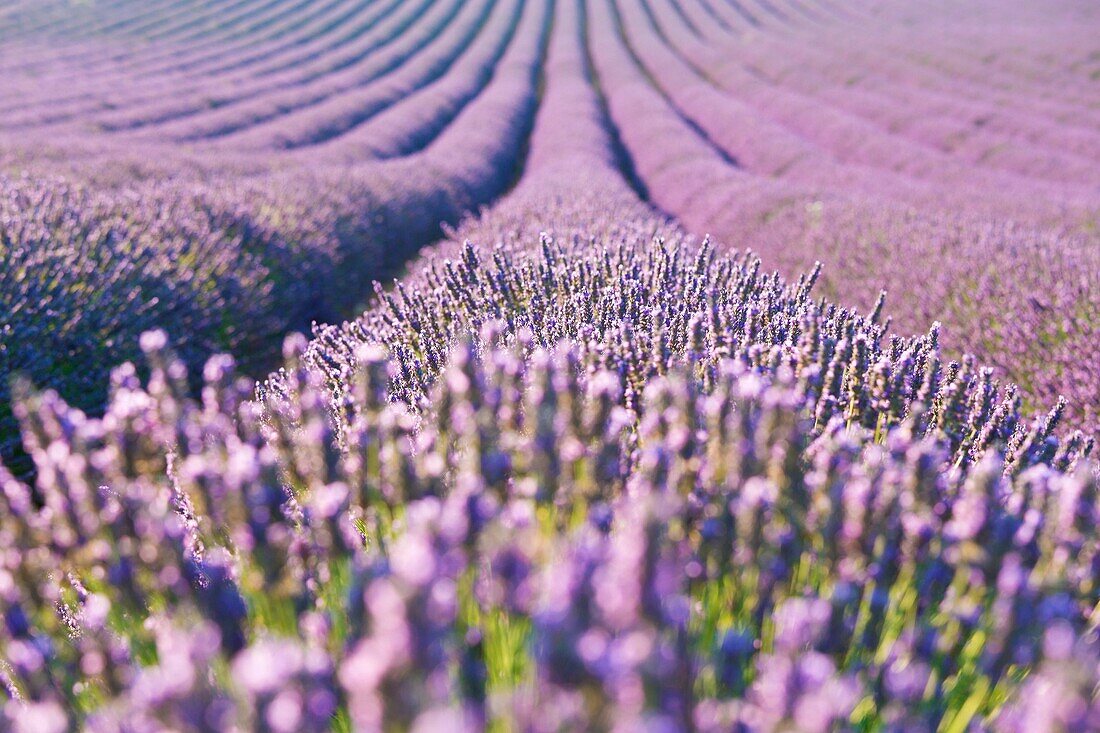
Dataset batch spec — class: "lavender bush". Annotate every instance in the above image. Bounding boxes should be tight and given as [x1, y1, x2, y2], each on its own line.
[2, 288, 1095, 729]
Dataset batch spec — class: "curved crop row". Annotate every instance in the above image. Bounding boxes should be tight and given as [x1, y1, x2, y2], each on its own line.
[305, 0, 526, 162]
[0, 0, 211, 46]
[599, 0, 1100, 431]
[0, 0, 551, 471]
[648, 0, 1097, 219]
[5, 0, 421, 136]
[703, 13, 1100, 175]
[223, 0, 503, 151]
[100, 0, 442, 137]
[0, 0, 398, 125]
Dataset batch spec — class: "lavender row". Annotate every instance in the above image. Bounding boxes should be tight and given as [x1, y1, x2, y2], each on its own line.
[10, 0, 429, 135]
[0, 0, 549, 470]
[648, 0, 1098, 215]
[221, 0, 505, 151]
[706, 13, 1100, 175]
[702, 0, 1099, 111]
[0, 0, 207, 47]
[302, 0, 525, 162]
[130, 0, 455, 141]
[743, 25, 1100, 155]
[89, 0, 378, 83]
[583, 0, 1099, 432]
[2, 274, 1094, 729]
[0, 0, 406, 124]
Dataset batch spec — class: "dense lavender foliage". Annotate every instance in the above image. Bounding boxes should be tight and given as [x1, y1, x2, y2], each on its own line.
[587, 0, 1100, 429]
[1, 0, 1096, 441]
[0, 0, 550, 467]
[4, 263, 1096, 730]
[1, 0, 1098, 728]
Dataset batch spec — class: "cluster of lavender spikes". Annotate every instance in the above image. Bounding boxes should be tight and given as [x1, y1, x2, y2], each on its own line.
[2, 229, 1097, 730]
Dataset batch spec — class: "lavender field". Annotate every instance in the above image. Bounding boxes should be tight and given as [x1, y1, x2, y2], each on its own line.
[1, 0, 1098, 730]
